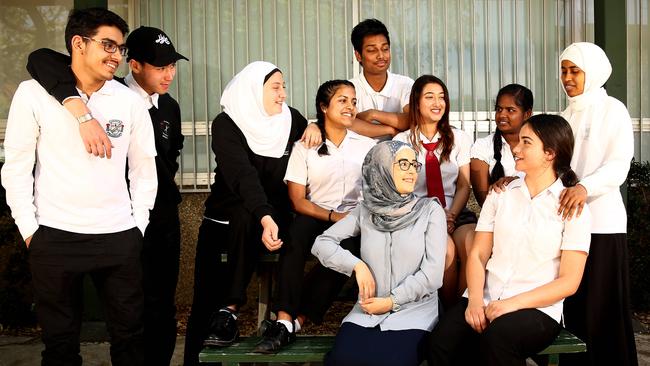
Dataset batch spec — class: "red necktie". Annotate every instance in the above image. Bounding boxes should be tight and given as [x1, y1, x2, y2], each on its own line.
[422, 141, 446, 207]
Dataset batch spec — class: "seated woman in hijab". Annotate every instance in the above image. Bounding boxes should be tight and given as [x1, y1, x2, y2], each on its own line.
[183, 61, 320, 365]
[311, 140, 447, 366]
[558, 42, 637, 366]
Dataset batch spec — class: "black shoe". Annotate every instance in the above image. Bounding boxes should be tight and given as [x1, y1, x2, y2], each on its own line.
[203, 308, 239, 347]
[253, 320, 296, 354]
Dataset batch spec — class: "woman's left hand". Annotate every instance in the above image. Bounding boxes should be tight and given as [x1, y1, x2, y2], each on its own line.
[558, 184, 587, 220]
[485, 298, 521, 322]
[445, 210, 456, 234]
[360, 297, 392, 315]
[300, 123, 323, 148]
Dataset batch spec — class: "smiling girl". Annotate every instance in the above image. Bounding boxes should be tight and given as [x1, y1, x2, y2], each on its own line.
[427, 114, 591, 366]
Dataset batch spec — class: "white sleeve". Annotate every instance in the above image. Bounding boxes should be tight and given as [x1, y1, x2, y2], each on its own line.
[561, 204, 592, 253]
[1, 83, 40, 240]
[400, 77, 415, 110]
[579, 102, 634, 198]
[283, 142, 308, 185]
[127, 101, 158, 235]
[470, 135, 492, 163]
[476, 190, 500, 232]
[455, 129, 472, 167]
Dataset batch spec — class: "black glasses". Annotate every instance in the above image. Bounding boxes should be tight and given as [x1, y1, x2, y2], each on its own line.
[82, 36, 128, 56]
[394, 159, 422, 172]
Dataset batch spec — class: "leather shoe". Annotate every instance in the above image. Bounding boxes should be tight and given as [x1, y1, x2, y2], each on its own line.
[203, 308, 239, 347]
[253, 320, 295, 354]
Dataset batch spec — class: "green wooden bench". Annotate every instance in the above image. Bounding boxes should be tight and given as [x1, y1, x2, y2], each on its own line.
[199, 329, 585, 365]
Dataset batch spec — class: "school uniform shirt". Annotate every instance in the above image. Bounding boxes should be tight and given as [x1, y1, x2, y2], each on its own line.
[472, 178, 591, 322]
[470, 133, 518, 177]
[393, 128, 473, 209]
[562, 91, 633, 234]
[2, 79, 158, 240]
[350, 71, 414, 114]
[312, 202, 447, 332]
[284, 131, 376, 212]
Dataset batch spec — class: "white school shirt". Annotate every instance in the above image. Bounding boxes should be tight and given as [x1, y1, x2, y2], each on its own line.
[1, 79, 158, 239]
[470, 133, 518, 177]
[350, 71, 413, 114]
[393, 128, 472, 209]
[471, 178, 591, 323]
[284, 131, 376, 212]
[125, 72, 159, 109]
[562, 90, 633, 234]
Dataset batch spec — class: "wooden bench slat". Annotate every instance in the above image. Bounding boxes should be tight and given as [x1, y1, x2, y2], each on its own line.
[538, 329, 586, 355]
[200, 336, 333, 363]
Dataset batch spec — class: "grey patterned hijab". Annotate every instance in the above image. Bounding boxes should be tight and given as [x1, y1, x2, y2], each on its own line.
[361, 141, 437, 232]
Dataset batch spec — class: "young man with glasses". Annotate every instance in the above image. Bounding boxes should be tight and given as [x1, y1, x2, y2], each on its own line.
[2, 8, 157, 366]
[26, 25, 189, 366]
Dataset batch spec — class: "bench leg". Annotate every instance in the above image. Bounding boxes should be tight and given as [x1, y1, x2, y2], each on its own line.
[258, 266, 272, 326]
[548, 354, 559, 366]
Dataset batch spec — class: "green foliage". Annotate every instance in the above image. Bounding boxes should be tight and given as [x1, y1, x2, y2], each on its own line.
[0, 163, 36, 329]
[627, 160, 650, 311]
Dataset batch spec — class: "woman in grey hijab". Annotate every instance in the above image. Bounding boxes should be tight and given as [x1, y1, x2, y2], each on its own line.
[312, 140, 447, 366]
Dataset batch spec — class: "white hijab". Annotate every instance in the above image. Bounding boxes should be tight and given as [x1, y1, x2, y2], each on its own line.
[559, 42, 612, 116]
[220, 61, 292, 158]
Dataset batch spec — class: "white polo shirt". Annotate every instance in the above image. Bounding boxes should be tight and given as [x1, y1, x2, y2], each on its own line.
[393, 128, 472, 208]
[284, 131, 375, 212]
[350, 71, 413, 114]
[2, 79, 158, 239]
[470, 133, 518, 177]
[473, 178, 591, 322]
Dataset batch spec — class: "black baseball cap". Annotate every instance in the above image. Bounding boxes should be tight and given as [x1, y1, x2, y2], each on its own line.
[126, 26, 189, 67]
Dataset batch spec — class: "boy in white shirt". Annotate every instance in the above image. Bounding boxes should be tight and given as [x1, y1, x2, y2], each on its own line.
[1, 8, 157, 366]
[349, 18, 414, 139]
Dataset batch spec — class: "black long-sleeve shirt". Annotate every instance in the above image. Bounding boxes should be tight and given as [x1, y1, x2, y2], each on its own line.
[204, 109, 307, 223]
[26, 48, 184, 218]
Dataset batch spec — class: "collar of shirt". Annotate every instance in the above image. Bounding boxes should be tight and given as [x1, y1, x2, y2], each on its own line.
[125, 72, 159, 109]
[509, 176, 565, 200]
[75, 80, 115, 102]
[419, 131, 441, 144]
[358, 71, 396, 98]
[324, 130, 363, 150]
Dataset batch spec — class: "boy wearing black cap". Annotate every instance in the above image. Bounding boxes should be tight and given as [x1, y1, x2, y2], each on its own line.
[26, 25, 188, 366]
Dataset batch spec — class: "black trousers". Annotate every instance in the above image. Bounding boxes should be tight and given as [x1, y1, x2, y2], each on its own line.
[184, 208, 290, 366]
[325, 322, 427, 366]
[561, 233, 638, 366]
[29, 225, 144, 366]
[274, 214, 360, 321]
[427, 298, 561, 366]
[142, 211, 180, 366]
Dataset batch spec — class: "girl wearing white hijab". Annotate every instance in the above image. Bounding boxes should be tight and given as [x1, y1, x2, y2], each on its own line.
[312, 141, 447, 366]
[184, 61, 320, 365]
[558, 42, 637, 366]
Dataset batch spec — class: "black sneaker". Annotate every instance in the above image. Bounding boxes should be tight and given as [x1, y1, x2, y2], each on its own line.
[203, 308, 239, 347]
[253, 320, 296, 354]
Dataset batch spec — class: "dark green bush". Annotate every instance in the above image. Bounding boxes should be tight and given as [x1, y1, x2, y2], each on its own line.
[0, 162, 36, 329]
[628, 160, 650, 311]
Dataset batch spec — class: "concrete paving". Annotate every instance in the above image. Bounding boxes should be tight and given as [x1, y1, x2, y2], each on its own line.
[1, 334, 650, 365]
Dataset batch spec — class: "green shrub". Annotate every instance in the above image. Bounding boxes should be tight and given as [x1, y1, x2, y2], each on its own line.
[0, 162, 36, 329]
[627, 160, 650, 311]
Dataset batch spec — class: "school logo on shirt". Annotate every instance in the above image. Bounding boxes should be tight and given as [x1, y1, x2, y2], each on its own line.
[106, 119, 124, 138]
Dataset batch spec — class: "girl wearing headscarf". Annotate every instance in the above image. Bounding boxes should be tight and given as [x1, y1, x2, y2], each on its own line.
[312, 140, 447, 366]
[558, 42, 638, 366]
[470, 84, 533, 206]
[426, 114, 591, 366]
[253, 80, 376, 353]
[183, 61, 318, 365]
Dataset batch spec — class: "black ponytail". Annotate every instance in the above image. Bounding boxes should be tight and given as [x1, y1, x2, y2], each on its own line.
[489, 129, 505, 184]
